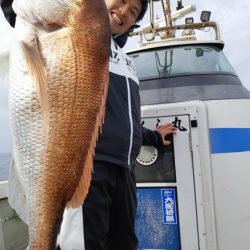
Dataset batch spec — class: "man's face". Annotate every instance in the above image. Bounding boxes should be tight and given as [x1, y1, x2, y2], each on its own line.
[105, 0, 142, 35]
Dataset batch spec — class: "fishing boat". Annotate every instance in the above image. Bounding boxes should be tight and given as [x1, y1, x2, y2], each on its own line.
[128, 1, 250, 250]
[1, 0, 250, 249]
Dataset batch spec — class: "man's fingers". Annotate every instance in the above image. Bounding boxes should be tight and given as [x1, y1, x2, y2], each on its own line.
[163, 140, 171, 146]
[157, 125, 177, 134]
[157, 123, 172, 129]
[155, 123, 177, 146]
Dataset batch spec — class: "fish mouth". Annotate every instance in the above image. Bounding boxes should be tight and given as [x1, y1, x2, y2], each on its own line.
[111, 12, 123, 26]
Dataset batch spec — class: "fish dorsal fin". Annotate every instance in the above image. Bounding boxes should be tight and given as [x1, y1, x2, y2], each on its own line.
[21, 38, 49, 137]
[67, 75, 109, 209]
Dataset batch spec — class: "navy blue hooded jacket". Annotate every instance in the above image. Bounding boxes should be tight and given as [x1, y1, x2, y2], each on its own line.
[94, 38, 162, 169]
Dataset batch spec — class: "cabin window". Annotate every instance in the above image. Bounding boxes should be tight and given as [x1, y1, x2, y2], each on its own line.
[129, 45, 236, 81]
[135, 134, 176, 183]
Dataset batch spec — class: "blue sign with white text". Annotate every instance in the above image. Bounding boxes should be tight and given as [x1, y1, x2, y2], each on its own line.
[161, 188, 177, 224]
[136, 187, 180, 250]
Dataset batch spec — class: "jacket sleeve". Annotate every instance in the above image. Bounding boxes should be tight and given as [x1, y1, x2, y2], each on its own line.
[142, 126, 163, 148]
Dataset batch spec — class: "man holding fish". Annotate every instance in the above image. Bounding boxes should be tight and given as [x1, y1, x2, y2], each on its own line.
[4, 0, 176, 249]
[58, 0, 177, 250]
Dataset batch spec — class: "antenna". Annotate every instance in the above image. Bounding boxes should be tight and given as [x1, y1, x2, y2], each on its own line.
[129, 1, 221, 46]
[161, 0, 174, 38]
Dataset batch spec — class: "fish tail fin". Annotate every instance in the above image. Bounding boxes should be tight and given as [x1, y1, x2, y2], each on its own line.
[67, 74, 109, 209]
[21, 39, 49, 137]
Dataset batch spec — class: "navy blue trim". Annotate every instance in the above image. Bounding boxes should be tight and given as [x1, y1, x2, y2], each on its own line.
[210, 128, 250, 154]
[139, 74, 241, 90]
[140, 84, 250, 105]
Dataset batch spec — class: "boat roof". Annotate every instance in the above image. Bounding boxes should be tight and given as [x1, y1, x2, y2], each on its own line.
[126, 39, 225, 54]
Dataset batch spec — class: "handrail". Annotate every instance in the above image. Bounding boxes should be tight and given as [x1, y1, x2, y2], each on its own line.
[129, 21, 221, 41]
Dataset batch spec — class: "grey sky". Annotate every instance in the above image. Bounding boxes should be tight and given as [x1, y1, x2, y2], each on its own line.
[0, 76, 12, 154]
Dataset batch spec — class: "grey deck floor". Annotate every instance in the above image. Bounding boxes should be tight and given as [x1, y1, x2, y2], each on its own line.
[0, 154, 11, 181]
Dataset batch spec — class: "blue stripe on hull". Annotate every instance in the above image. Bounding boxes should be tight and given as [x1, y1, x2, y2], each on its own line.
[210, 128, 250, 154]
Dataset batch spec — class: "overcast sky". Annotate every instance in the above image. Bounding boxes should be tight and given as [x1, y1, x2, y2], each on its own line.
[0, 0, 250, 154]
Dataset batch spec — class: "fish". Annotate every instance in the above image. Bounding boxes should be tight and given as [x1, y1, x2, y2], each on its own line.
[7, 0, 110, 249]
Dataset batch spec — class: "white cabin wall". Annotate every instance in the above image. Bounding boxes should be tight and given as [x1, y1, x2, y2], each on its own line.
[205, 99, 250, 250]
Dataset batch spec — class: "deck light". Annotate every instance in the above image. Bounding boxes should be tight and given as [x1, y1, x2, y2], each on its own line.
[176, 0, 184, 10]
[144, 33, 155, 41]
[185, 17, 194, 24]
[200, 11, 211, 22]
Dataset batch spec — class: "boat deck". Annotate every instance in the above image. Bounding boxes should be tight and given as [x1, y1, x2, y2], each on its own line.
[0, 154, 28, 250]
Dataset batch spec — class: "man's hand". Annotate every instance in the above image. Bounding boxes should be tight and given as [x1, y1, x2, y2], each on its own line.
[155, 123, 177, 146]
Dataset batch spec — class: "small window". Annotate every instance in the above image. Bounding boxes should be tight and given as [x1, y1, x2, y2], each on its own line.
[135, 134, 176, 183]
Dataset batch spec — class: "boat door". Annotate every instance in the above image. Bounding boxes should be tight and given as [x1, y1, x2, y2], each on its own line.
[135, 104, 200, 250]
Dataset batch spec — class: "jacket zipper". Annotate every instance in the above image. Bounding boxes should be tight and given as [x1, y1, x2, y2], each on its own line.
[118, 46, 133, 169]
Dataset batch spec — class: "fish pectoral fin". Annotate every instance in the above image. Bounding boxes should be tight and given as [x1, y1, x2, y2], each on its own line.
[66, 121, 100, 208]
[67, 75, 109, 209]
[21, 38, 49, 136]
[66, 151, 93, 209]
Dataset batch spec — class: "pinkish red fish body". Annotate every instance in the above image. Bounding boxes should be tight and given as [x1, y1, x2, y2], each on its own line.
[8, 0, 110, 249]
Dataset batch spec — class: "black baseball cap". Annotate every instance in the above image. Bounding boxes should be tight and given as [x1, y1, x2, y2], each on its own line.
[136, 0, 149, 22]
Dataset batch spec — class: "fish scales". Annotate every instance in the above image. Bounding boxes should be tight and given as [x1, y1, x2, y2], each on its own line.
[8, 0, 110, 249]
